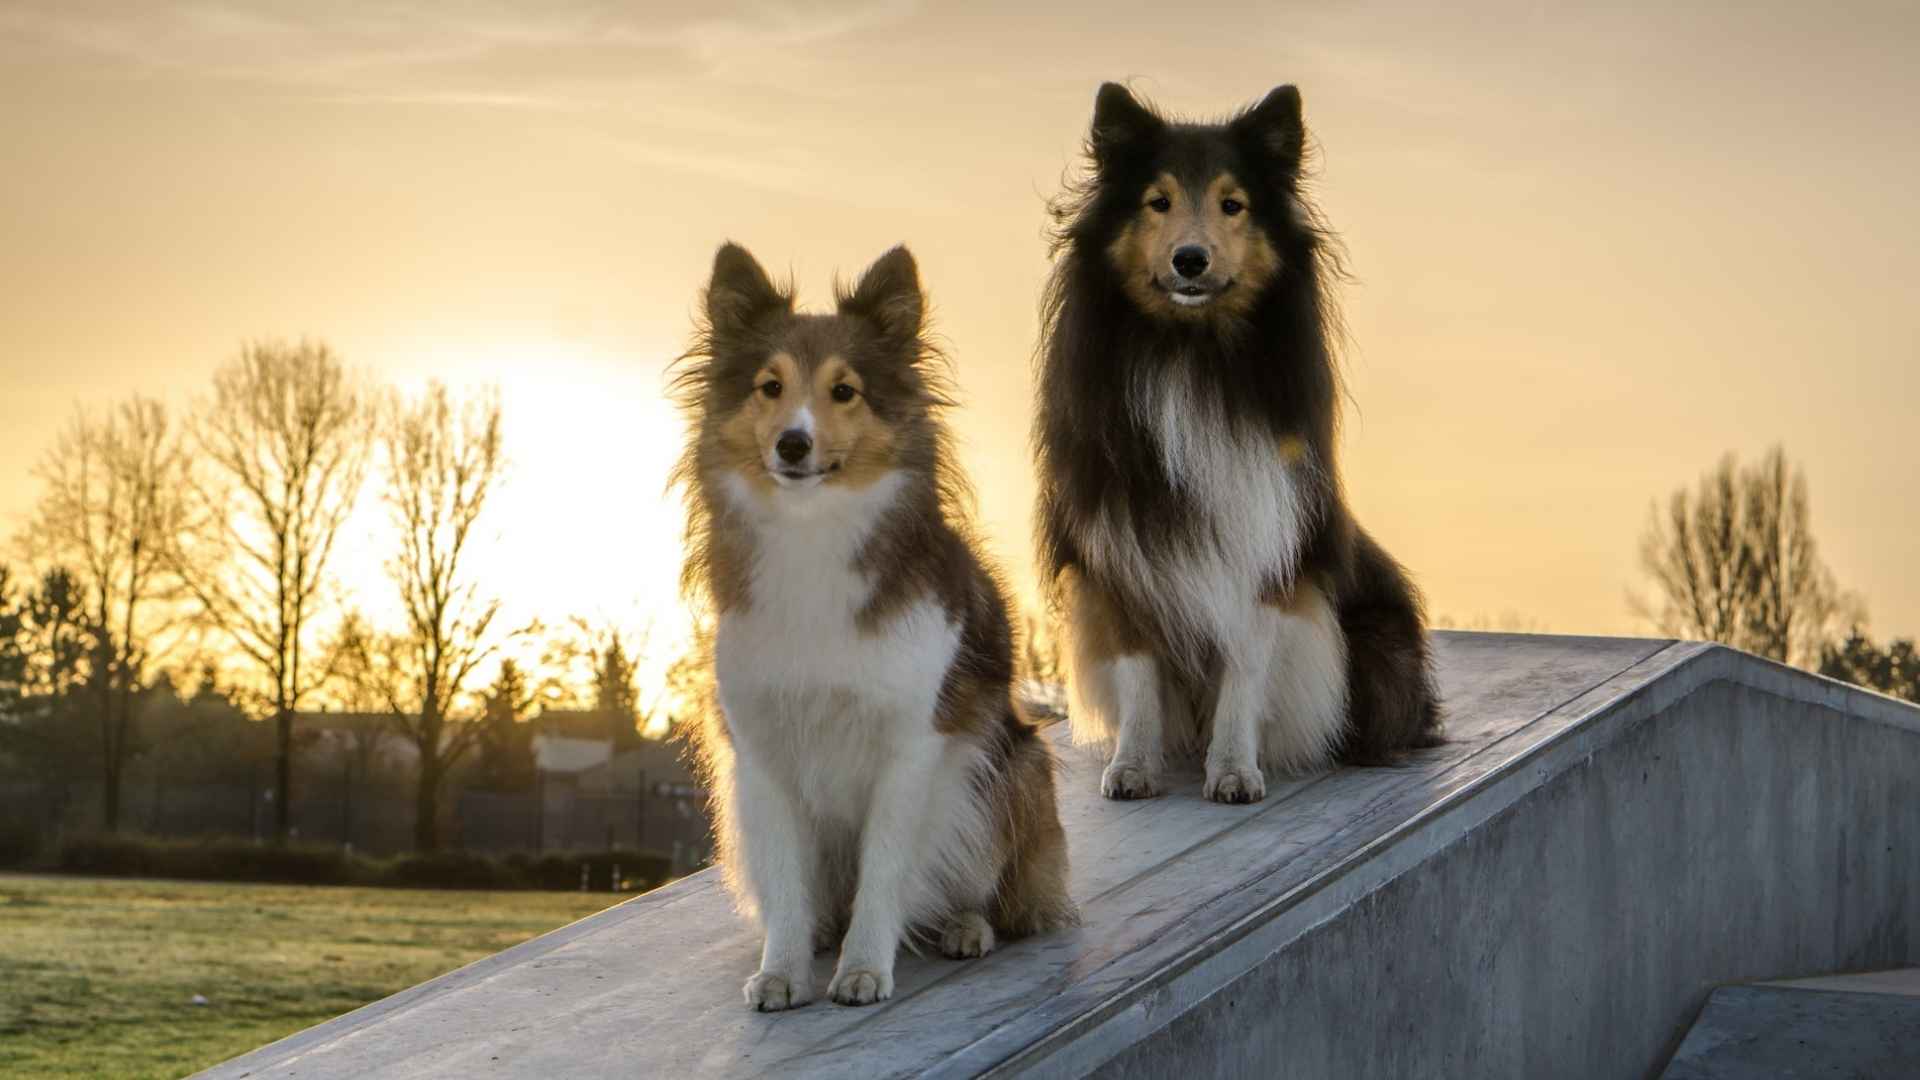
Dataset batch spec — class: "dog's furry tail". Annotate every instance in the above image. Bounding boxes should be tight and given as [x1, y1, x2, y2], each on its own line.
[1336, 528, 1444, 765]
[990, 720, 1081, 936]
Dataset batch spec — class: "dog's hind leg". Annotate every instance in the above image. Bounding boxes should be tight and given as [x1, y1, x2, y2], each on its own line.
[1206, 580, 1349, 802]
[1259, 579, 1350, 776]
[940, 911, 996, 959]
[1065, 572, 1165, 799]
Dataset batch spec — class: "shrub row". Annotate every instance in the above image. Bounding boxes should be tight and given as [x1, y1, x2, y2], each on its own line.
[0, 820, 40, 868]
[2, 832, 670, 893]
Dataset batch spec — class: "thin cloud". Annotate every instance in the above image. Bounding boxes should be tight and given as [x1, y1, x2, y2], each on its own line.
[308, 90, 581, 111]
[1, 1, 922, 98]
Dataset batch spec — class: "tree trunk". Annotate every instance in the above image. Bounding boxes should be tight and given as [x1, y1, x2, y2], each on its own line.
[341, 756, 354, 850]
[107, 664, 139, 836]
[102, 757, 121, 834]
[414, 758, 441, 852]
[99, 676, 121, 834]
[275, 706, 293, 844]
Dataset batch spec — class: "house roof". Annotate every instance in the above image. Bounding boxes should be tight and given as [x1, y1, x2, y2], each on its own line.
[531, 734, 613, 774]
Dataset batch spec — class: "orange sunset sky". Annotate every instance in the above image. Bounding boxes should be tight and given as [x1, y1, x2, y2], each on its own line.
[3, 2, 1916, 672]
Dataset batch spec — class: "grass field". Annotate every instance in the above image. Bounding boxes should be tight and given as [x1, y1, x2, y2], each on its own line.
[0, 873, 626, 1079]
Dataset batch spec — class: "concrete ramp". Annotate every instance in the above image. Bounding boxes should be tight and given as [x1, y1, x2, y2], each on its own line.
[200, 633, 1920, 1079]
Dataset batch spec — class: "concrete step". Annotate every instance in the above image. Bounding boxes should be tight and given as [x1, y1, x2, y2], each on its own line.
[197, 632, 1920, 1079]
[1661, 977, 1920, 1079]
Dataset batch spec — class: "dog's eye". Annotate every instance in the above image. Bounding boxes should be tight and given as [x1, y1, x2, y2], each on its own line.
[1221, 198, 1245, 216]
[830, 383, 857, 404]
[1147, 195, 1171, 213]
[759, 379, 782, 399]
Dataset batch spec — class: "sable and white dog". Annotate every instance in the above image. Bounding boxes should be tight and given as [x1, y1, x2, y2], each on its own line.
[674, 243, 1076, 1011]
[1034, 84, 1444, 805]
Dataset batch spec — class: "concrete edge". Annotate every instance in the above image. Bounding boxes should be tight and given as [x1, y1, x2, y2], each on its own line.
[980, 642, 1920, 1077]
[196, 875, 730, 1077]
[1762, 968, 1920, 997]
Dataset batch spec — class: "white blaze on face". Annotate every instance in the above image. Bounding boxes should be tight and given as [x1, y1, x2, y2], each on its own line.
[765, 403, 818, 485]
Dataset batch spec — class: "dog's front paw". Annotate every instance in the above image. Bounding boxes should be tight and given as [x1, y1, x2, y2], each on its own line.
[940, 912, 996, 959]
[827, 966, 894, 1006]
[744, 969, 813, 1012]
[1101, 759, 1161, 800]
[1203, 763, 1266, 804]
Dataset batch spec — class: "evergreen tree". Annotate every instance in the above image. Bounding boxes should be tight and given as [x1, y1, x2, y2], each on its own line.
[1820, 630, 1920, 704]
[475, 659, 537, 791]
[0, 569, 100, 784]
[0, 566, 25, 721]
[593, 640, 640, 747]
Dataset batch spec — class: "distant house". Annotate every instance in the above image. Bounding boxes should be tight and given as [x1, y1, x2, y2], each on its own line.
[575, 739, 710, 867]
[285, 710, 419, 853]
[456, 710, 713, 868]
[291, 710, 418, 768]
[531, 733, 612, 776]
[283, 705, 714, 866]
[532, 707, 639, 744]
[573, 738, 699, 795]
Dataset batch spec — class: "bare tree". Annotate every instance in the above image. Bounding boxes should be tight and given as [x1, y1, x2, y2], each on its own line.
[379, 381, 510, 851]
[19, 399, 190, 831]
[175, 341, 372, 843]
[1741, 449, 1847, 665]
[1634, 446, 1852, 667]
[316, 611, 403, 849]
[1636, 455, 1751, 650]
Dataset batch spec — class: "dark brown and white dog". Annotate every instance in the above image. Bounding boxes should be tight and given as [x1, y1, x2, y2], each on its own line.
[674, 243, 1075, 1010]
[1034, 84, 1443, 805]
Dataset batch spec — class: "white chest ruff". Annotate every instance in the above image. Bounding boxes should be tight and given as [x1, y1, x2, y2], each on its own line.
[1074, 367, 1316, 658]
[711, 471, 962, 824]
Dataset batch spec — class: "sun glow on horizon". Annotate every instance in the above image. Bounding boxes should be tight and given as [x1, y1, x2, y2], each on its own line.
[321, 337, 698, 706]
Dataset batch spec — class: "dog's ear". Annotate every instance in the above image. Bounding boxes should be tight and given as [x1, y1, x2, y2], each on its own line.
[1089, 82, 1161, 171]
[839, 245, 922, 346]
[1233, 85, 1305, 174]
[705, 242, 790, 340]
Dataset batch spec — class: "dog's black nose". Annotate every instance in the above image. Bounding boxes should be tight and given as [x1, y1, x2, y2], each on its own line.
[1172, 246, 1210, 279]
[775, 429, 812, 464]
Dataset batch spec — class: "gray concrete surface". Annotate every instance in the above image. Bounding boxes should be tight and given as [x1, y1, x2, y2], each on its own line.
[1660, 986, 1920, 1078]
[197, 633, 1920, 1080]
